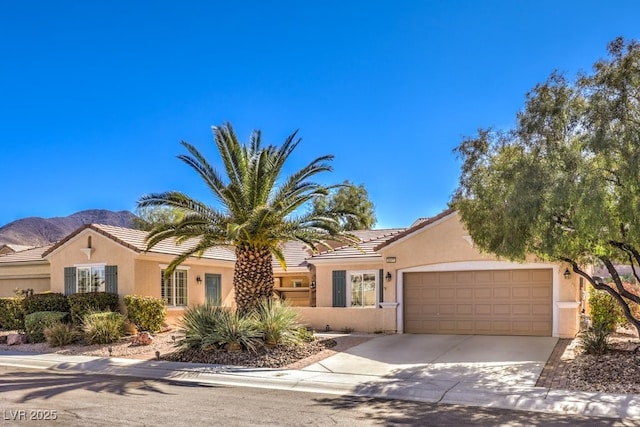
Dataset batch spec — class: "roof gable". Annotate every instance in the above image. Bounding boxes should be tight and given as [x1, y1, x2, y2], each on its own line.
[374, 208, 457, 251]
[42, 224, 236, 262]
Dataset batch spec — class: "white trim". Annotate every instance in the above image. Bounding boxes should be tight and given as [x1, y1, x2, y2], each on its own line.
[73, 262, 107, 268]
[159, 264, 191, 270]
[74, 264, 107, 293]
[308, 257, 381, 265]
[346, 269, 379, 308]
[395, 260, 561, 337]
[557, 301, 580, 309]
[380, 302, 399, 309]
[161, 268, 189, 307]
[274, 267, 311, 274]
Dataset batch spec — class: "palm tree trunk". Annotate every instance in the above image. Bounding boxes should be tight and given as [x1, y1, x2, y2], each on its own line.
[234, 244, 274, 313]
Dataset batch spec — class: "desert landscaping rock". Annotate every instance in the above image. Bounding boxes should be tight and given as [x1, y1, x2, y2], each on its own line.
[6, 333, 28, 346]
[131, 331, 154, 346]
[162, 339, 337, 368]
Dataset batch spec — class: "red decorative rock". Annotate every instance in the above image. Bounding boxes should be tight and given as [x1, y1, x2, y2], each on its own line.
[131, 331, 153, 346]
[7, 333, 28, 345]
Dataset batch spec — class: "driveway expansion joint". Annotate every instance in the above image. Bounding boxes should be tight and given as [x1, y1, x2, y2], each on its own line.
[437, 381, 460, 403]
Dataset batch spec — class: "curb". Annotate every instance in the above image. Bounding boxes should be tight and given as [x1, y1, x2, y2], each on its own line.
[1, 352, 639, 420]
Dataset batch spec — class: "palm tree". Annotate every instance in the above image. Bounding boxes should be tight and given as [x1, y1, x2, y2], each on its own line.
[138, 122, 355, 313]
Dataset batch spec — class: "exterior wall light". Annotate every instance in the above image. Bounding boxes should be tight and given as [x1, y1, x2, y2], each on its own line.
[563, 268, 571, 280]
[385, 271, 392, 281]
[196, 275, 202, 284]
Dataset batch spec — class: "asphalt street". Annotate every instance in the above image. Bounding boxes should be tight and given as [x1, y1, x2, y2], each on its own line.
[0, 366, 634, 427]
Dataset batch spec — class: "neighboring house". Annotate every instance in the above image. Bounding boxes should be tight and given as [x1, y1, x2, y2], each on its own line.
[0, 245, 52, 297]
[0, 244, 34, 256]
[1, 210, 583, 337]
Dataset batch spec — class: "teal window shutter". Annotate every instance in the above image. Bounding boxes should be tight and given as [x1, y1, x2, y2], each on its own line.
[332, 270, 346, 307]
[379, 269, 384, 304]
[64, 267, 76, 295]
[105, 265, 118, 294]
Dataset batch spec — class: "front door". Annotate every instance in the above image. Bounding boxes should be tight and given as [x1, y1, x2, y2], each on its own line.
[205, 274, 221, 304]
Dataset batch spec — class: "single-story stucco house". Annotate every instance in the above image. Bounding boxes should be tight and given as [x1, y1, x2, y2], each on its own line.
[0, 209, 583, 337]
[0, 245, 52, 297]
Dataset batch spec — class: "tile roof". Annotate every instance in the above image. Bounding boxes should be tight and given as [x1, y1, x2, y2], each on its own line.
[310, 229, 406, 260]
[42, 224, 236, 262]
[0, 244, 34, 254]
[374, 208, 456, 251]
[272, 240, 314, 271]
[0, 245, 52, 263]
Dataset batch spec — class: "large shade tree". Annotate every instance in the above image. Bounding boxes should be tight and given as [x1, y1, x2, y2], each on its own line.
[452, 37, 640, 336]
[311, 180, 377, 231]
[139, 123, 356, 313]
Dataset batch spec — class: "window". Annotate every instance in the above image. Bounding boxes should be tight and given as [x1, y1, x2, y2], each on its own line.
[64, 265, 117, 296]
[349, 271, 377, 308]
[77, 265, 105, 293]
[161, 269, 188, 306]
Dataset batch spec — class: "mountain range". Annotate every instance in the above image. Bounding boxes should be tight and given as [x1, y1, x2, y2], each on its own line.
[0, 210, 137, 246]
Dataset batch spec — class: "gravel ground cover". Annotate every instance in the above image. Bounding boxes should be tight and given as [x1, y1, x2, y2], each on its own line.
[0, 329, 370, 369]
[563, 330, 640, 394]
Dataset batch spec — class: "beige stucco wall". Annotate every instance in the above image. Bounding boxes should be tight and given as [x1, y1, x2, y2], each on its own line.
[134, 255, 236, 325]
[313, 261, 383, 307]
[0, 262, 50, 297]
[133, 257, 235, 305]
[307, 213, 581, 337]
[375, 213, 581, 338]
[295, 306, 397, 333]
[47, 228, 238, 326]
[47, 229, 137, 297]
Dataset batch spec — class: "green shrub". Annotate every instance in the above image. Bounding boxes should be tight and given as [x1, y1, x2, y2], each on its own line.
[123, 295, 166, 332]
[0, 297, 26, 330]
[210, 309, 262, 353]
[68, 292, 120, 324]
[44, 322, 80, 347]
[580, 322, 611, 355]
[22, 293, 69, 315]
[24, 311, 69, 343]
[296, 327, 316, 343]
[177, 302, 227, 349]
[82, 311, 124, 344]
[254, 298, 302, 346]
[588, 290, 626, 332]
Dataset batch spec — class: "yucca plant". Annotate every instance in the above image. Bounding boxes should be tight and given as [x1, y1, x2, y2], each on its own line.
[580, 321, 611, 355]
[82, 311, 124, 345]
[254, 298, 302, 346]
[210, 309, 262, 353]
[177, 302, 227, 350]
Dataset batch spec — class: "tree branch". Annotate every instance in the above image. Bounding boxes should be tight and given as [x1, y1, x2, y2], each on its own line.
[560, 257, 640, 336]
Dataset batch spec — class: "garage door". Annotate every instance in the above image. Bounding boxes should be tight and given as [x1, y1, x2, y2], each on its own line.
[404, 269, 552, 336]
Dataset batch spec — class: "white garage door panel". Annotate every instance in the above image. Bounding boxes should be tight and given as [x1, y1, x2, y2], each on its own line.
[404, 269, 552, 336]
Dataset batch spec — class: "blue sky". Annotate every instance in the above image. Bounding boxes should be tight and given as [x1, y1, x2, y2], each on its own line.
[2, 1, 640, 229]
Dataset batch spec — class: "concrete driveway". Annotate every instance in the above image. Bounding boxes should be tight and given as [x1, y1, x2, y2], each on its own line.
[303, 334, 558, 397]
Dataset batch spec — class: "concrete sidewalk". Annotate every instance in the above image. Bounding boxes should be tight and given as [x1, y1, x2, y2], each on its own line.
[1, 336, 639, 421]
